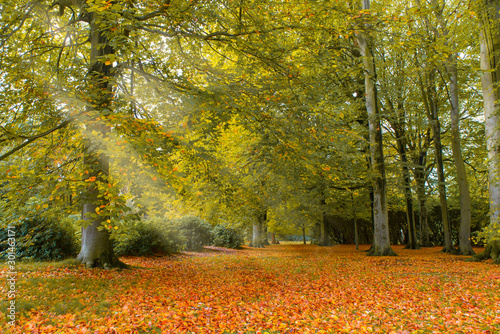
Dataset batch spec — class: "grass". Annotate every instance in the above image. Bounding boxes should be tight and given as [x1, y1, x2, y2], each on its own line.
[0, 244, 499, 333]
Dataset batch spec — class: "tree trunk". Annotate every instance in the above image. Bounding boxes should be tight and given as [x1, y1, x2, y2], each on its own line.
[476, 0, 500, 262]
[261, 222, 270, 246]
[354, 215, 359, 251]
[318, 199, 332, 246]
[302, 227, 306, 244]
[356, 0, 395, 257]
[249, 212, 266, 248]
[470, 240, 500, 263]
[76, 10, 126, 268]
[351, 193, 359, 250]
[417, 190, 431, 247]
[249, 223, 263, 248]
[395, 128, 419, 250]
[414, 148, 432, 247]
[77, 149, 126, 269]
[430, 106, 454, 252]
[271, 232, 280, 244]
[420, 69, 454, 253]
[446, 57, 474, 255]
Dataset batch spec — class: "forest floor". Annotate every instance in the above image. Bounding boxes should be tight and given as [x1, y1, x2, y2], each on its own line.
[1, 244, 499, 333]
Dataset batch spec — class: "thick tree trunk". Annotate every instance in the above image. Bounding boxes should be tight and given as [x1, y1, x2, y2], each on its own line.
[249, 212, 266, 248]
[470, 240, 500, 263]
[356, 0, 395, 257]
[302, 227, 306, 244]
[77, 147, 127, 269]
[477, 1, 500, 262]
[249, 223, 263, 248]
[446, 58, 474, 255]
[77, 11, 126, 268]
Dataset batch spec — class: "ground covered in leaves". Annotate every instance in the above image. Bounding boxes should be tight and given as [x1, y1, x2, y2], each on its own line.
[1, 244, 499, 333]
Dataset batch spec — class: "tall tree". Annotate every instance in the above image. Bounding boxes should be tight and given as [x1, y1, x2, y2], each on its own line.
[430, 0, 475, 255]
[355, 0, 395, 256]
[474, 0, 500, 262]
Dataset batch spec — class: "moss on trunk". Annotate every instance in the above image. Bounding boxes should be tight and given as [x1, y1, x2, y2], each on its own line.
[469, 240, 500, 263]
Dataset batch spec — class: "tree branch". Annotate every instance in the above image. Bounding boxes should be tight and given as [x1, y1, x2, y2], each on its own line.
[0, 118, 73, 161]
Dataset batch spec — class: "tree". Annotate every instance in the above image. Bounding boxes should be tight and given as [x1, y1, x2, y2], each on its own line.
[0, 0, 276, 267]
[355, 0, 395, 256]
[474, 0, 500, 262]
[429, 0, 475, 255]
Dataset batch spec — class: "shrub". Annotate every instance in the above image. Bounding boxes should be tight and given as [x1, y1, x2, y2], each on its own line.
[176, 216, 213, 251]
[114, 217, 183, 256]
[212, 225, 244, 249]
[0, 216, 78, 261]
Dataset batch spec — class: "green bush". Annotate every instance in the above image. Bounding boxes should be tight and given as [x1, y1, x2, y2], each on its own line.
[113, 217, 183, 256]
[212, 225, 244, 249]
[0, 216, 78, 261]
[176, 216, 213, 251]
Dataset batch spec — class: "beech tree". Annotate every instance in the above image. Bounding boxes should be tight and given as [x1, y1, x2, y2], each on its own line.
[0, 0, 277, 267]
[1, 0, 495, 265]
[475, 0, 500, 262]
[355, 0, 395, 256]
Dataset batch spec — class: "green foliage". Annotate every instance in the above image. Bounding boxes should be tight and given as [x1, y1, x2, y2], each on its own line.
[0, 216, 78, 261]
[175, 216, 213, 251]
[473, 223, 500, 246]
[212, 225, 244, 249]
[114, 217, 183, 256]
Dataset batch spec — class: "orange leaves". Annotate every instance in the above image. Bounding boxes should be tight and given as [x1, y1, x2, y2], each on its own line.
[3, 245, 499, 334]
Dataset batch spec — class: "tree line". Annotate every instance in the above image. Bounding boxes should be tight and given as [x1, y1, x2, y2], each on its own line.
[0, 0, 500, 267]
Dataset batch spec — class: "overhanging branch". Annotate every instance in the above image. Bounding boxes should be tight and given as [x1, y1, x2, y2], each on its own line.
[0, 118, 73, 161]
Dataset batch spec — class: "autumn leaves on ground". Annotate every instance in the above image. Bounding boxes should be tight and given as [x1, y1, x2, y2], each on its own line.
[2, 244, 499, 334]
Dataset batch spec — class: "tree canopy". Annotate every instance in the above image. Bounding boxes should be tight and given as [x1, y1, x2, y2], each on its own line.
[0, 0, 499, 265]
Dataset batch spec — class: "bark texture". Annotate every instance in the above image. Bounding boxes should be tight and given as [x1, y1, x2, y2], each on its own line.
[469, 240, 500, 263]
[261, 223, 270, 246]
[476, 0, 500, 262]
[356, 0, 395, 257]
[249, 223, 263, 248]
[249, 212, 266, 248]
[446, 59, 474, 255]
[419, 69, 454, 252]
[76, 9, 126, 269]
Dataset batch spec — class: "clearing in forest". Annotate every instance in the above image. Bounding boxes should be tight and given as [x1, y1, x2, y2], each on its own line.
[1, 244, 499, 333]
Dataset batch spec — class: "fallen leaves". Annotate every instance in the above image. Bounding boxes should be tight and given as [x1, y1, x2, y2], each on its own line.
[1, 245, 499, 333]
